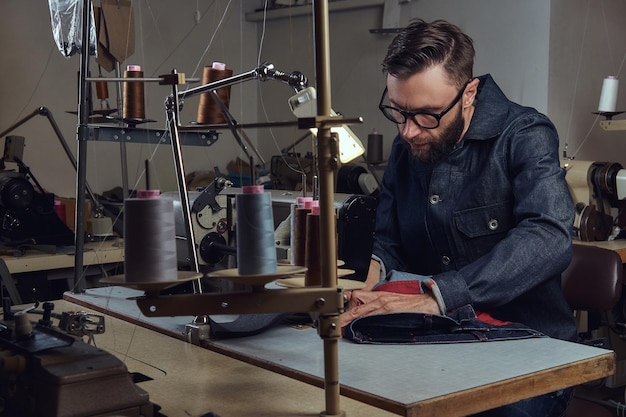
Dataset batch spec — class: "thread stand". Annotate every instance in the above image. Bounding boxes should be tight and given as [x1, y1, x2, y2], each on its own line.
[596, 111, 626, 131]
[149, 39, 354, 416]
[77, 2, 355, 414]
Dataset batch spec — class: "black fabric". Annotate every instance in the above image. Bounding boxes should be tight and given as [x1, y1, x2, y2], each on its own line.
[343, 304, 545, 344]
[208, 313, 285, 338]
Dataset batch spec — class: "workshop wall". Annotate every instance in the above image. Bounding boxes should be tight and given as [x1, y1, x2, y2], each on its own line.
[252, 0, 553, 168]
[549, 0, 626, 164]
[0, 1, 625, 200]
[0, 1, 258, 198]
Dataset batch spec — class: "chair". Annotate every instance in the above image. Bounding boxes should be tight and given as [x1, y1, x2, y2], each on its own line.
[561, 244, 624, 417]
[561, 244, 623, 313]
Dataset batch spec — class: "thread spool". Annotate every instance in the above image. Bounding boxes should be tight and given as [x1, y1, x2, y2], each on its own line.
[96, 79, 109, 100]
[196, 62, 234, 124]
[598, 76, 619, 113]
[124, 192, 177, 282]
[304, 205, 321, 286]
[123, 65, 146, 120]
[290, 196, 312, 264]
[293, 199, 315, 266]
[90, 216, 113, 237]
[366, 130, 384, 164]
[14, 314, 32, 339]
[137, 189, 161, 199]
[54, 200, 66, 223]
[236, 185, 277, 275]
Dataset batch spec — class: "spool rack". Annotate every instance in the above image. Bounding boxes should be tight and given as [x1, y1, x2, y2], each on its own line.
[75, 1, 352, 416]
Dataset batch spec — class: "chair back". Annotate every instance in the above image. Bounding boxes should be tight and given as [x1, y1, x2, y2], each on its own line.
[561, 244, 623, 312]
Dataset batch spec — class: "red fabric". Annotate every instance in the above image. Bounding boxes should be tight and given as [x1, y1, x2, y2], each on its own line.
[373, 280, 423, 294]
[475, 311, 512, 326]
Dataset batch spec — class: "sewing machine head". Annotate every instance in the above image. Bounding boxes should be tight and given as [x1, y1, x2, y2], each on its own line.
[563, 159, 626, 241]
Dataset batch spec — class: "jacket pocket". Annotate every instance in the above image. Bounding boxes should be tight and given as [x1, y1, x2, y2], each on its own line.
[453, 201, 514, 238]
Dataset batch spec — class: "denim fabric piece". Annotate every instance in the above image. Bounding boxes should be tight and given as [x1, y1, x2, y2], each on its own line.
[344, 305, 545, 345]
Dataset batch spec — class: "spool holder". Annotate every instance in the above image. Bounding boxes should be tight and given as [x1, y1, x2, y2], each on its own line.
[75, 2, 355, 414]
[150, 4, 351, 414]
[595, 111, 626, 131]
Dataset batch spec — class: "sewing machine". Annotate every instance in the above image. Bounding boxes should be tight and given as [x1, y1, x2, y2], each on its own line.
[563, 159, 626, 241]
[563, 159, 626, 387]
[0, 302, 154, 417]
[164, 177, 376, 281]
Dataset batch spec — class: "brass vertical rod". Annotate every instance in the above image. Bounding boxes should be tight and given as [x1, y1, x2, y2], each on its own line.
[323, 336, 342, 416]
[313, 0, 342, 416]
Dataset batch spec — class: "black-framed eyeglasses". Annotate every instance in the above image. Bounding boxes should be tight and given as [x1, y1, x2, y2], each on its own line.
[378, 80, 470, 129]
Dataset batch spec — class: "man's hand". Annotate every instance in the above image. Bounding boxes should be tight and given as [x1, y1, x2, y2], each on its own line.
[340, 289, 440, 328]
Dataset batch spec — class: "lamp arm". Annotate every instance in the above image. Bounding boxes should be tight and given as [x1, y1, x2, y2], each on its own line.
[177, 62, 308, 100]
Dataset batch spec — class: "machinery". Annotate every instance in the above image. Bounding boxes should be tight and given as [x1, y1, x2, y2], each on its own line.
[165, 176, 377, 283]
[0, 302, 154, 416]
[564, 159, 626, 241]
[164, 176, 235, 271]
[564, 159, 626, 387]
[0, 172, 74, 247]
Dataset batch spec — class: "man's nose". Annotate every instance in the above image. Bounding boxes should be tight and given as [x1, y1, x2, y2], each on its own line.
[401, 118, 425, 137]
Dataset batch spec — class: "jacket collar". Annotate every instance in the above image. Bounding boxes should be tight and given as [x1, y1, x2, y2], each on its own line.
[463, 74, 510, 141]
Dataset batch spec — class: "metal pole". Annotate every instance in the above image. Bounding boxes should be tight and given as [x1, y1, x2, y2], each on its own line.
[115, 61, 130, 198]
[313, 0, 343, 416]
[166, 71, 202, 293]
[73, 0, 92, 293]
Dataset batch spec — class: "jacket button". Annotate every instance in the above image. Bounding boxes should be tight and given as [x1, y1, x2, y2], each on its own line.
[429, 195, 440, 204]
[441, 255, 451, 265]
[488, 219, 499, 230]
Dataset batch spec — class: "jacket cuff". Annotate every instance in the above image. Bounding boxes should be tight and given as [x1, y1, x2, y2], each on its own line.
[371, 254, 387, 281]
[421, 278, 447, 315]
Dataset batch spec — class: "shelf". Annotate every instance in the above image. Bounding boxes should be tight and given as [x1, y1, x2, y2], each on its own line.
[600, 120, 626, 131]
[245, 0, 384, 21]
[88, 125, 220, 147]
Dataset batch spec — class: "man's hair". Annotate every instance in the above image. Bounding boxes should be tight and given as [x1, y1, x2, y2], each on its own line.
[383, 19, 475, 88]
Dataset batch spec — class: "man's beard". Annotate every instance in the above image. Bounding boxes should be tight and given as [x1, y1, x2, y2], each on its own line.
[405, 106, 465, 164]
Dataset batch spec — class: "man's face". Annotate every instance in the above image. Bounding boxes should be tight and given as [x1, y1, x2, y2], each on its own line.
[403, 104, 464, 164]
[385, 66, 471, 164]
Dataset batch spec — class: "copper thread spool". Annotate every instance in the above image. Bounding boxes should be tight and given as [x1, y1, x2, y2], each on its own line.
[123, 65, 146, 120]
[96, 79, 109, 100]
[196, 62, 233, 124]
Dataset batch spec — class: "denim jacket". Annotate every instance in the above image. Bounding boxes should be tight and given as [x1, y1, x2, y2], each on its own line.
[373, 74, 577, 341]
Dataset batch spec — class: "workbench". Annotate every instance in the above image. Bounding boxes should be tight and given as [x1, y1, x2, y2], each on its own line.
[64, 286, 615, 417]
[36, 297, 396, 417]
[0, 238, 123, 304]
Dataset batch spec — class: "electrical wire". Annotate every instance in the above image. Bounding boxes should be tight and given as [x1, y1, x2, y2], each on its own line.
[255, 0, 310, 189]
[565, 0, 626, 160]
[191, 0, 234, 80]
[562, 0, 591, 159]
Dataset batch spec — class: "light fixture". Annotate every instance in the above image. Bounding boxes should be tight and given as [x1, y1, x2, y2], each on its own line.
[289, 87, 365, 163]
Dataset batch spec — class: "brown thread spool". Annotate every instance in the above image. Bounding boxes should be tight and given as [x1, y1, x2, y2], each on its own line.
[293, 201, 314, 266]
[123, 65, 146, 120]
[196, 62, 233, 124]
[304, 205, 321, 286]
[96, 79, 109, 100]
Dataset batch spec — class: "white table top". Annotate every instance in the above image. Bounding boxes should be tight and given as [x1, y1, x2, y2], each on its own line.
[65, 286, 614, 416]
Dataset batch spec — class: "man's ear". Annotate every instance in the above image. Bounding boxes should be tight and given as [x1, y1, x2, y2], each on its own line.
[464, 78, 480, 107]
